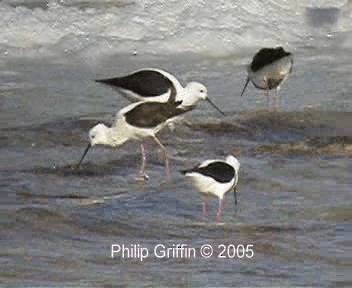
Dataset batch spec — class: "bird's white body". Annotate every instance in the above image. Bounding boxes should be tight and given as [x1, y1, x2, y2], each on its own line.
[186, 172, 235, 200]
[185, 155, 240, 200]
[90, 99, 178, 148]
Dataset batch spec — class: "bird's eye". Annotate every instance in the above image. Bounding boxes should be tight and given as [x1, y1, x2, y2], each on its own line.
[200, 89, 204, 93]
[91, 135, 95, 139]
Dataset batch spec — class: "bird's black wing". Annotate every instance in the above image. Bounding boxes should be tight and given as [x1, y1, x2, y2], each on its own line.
[124, 102, 171, 128]
[250, 47, 291, 72]
[181, 162, 235, 183]
[124, 81, 182, 128]
[96, 70, 172, 97]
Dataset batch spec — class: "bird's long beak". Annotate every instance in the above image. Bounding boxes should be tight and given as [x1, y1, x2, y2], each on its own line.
[206, 98, 225, 116]
[234, 187, 238, 206]
[240, 77, 250, 97]
[76, 143, 91, 169]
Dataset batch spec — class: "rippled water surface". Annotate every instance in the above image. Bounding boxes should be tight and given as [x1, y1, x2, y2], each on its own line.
[2, 50, 351, 287]
[1, 0, 352, 287]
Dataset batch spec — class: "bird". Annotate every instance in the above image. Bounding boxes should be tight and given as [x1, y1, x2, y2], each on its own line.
[95, 68, 225, 115]
[240, 47, 293, 110]
[76, 83, 183, 180]
[180, 155, 240, 222]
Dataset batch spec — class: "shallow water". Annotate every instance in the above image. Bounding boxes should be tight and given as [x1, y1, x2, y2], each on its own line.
[2, 49, 351, 287]
[1, 0, 352, 287]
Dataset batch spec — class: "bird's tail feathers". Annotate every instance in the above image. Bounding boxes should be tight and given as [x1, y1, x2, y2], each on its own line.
[179, 168, 192, 175]
[175, 100, 183, 107]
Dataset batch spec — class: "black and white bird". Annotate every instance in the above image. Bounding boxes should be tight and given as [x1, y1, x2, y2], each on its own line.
[181, 155, 240, 222]
[95, 68, 224, 115]
[240, 47, 293, 110]
[76, 83, 183, 180]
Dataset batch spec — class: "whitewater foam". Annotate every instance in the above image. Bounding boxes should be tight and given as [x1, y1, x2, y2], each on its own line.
[0, 0, 351, 60]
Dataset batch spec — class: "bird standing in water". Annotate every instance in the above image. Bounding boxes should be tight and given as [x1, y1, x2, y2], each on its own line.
[241, 47, 293, 111]
[76, 83, 183, 180]
[181, 155, 240, 222]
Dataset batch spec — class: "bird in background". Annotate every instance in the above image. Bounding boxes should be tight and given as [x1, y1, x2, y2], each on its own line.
[181, 155, 240, 222]
[240, 47, 293, 111]
[95, 68, 225, 115]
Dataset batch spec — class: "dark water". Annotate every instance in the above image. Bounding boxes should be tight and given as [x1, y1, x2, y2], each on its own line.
[1, 50, 351, 287]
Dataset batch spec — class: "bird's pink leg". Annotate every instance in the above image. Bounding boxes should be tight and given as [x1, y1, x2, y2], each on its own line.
[202, 196, 207, 221]
[165, 157, 170, 179]
[152, 136, 170, 179]
[139, 143, 146, 176]
[262, 90, 270, 109]
[135, 143, 149, 181]
[275, 87, 281, 112]
[216, 198, 224, 222]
